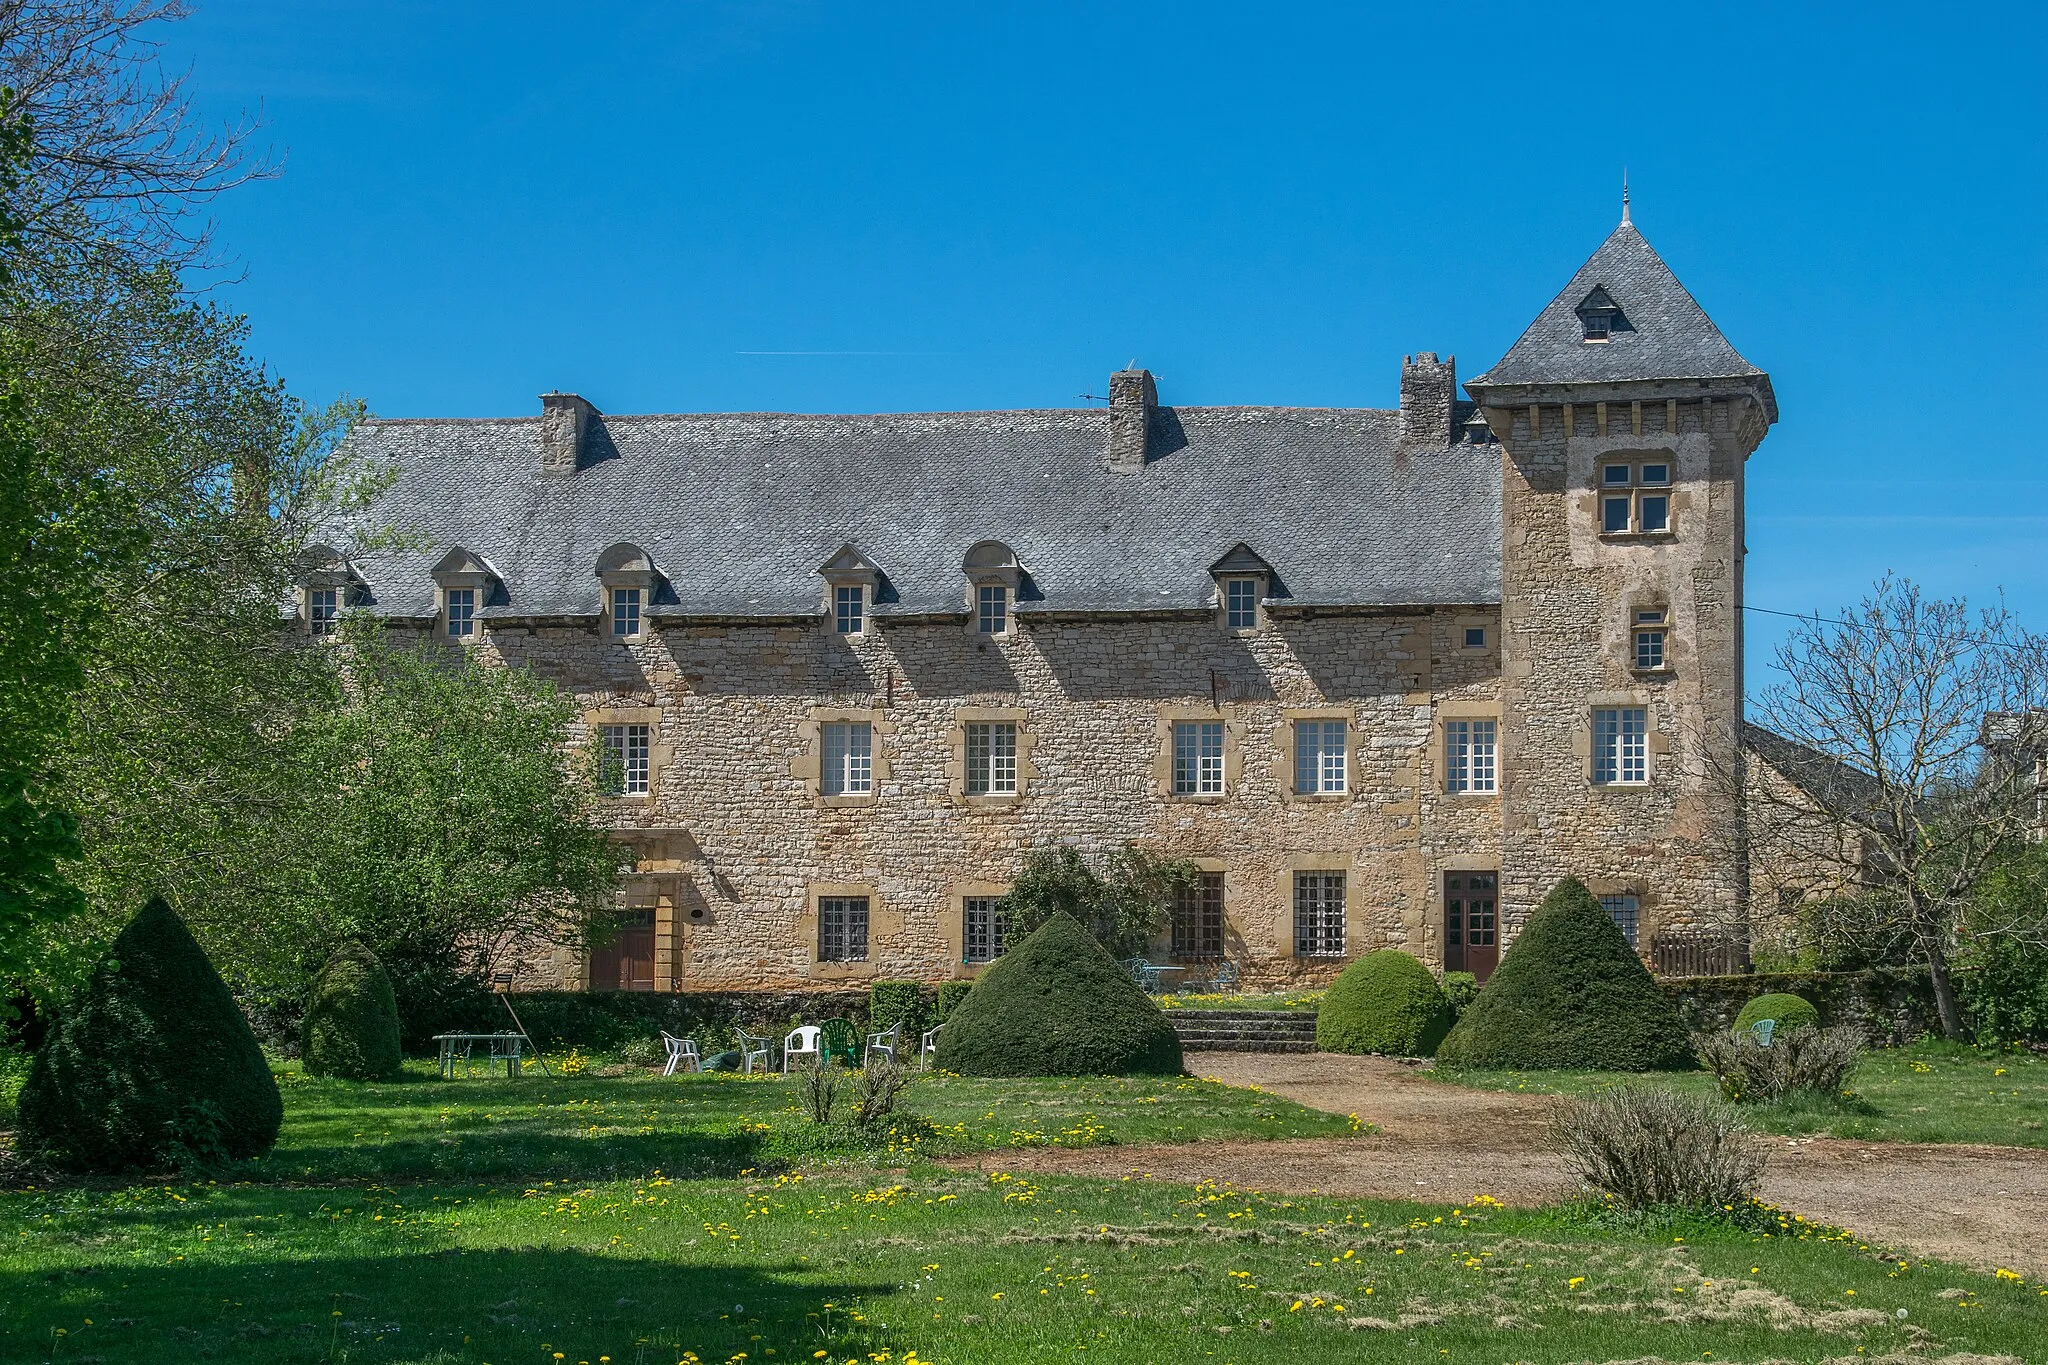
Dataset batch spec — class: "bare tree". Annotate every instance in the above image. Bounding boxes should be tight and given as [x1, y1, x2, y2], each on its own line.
[1739, 576, 2048, 1039]
[0, 0, 273, 276]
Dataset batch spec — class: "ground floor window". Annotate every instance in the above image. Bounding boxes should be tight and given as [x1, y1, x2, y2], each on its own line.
[819, 895, 870, 962]
[588, 907, 656, 991]
[1171, 871, 1225, 958]
[963, 896, 1007, 964]
[1293, 871, 1346, 957]
[1601, 892, 1641, 949]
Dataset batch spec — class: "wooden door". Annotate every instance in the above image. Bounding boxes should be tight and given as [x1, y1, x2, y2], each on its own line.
[589, 909, 657, 992]
[1444, 872, 1499, 982]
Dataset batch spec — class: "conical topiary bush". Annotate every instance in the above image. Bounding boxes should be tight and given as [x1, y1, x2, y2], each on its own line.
[1435, 878, 1693, 1071]
[301, 943, 403, 1080]
[1317, 949, 1454, 1057]
[935, 912, 1183, 1076]
[17, 897, 283, 1172]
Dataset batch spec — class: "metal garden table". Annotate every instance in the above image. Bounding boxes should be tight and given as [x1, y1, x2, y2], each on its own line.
[433, 1031, 527, 1079]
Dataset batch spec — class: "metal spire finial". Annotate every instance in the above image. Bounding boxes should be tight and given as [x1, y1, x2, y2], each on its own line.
[1621, 169, 1631, 226]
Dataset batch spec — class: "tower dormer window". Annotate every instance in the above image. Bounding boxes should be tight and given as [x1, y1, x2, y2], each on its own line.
[1575, 285, 1624, 343]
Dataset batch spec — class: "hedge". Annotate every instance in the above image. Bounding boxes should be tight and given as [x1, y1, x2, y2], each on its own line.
[301, 944, 402, 1080]
[1316, 950, 1453, 1056]
[1733, 992, 1820, 1036]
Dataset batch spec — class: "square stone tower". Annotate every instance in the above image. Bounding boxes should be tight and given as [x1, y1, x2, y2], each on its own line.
[1465, 215, 1777, 951]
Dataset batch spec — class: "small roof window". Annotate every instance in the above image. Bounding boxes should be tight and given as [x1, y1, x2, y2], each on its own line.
[1574, 285, 1626, 343]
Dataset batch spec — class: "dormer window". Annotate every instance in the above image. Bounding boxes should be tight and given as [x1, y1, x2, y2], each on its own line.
[1209, 542, 1275, 633]
[1224, 579, 1259, 630]
[977, 583, 1008, 635]
[962, 541, 1023, 637]
[611, 586, 642, 638]
[1575, 285, 1624, 343]
[834, 583, 865, 635]
[445, 587, 476, 638]
[308, 587, 339, 637]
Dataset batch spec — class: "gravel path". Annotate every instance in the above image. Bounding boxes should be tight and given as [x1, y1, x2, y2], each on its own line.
[941, 1051, 2048, 1278]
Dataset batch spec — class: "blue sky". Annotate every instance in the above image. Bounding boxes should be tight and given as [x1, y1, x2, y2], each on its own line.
[169, 1, 2046, 690]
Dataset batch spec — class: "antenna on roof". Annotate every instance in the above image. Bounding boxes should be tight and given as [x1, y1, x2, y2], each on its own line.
[1621, 168, 1631, 226]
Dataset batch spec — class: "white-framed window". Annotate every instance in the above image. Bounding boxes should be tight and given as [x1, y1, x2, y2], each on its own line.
[1293, 871, 1346, 957]
[1172, 720, 1226, 795]
[601, 722, 651, 796]
[1592, 707, 1649, 785]
[1293, 720, 1347, 795]
[963, 896, 1007, 964]
[819, 895, 869, 962]
[1445, 718, 1498, 794]
[1224, 578, 1259, 630]
[1601, 892, 1641, 949]
[822, 721, 873, 797]
[964, 721, 1018, 796]
[445, 587, 476, 638]
[976, 583, 1008, 635]
[611, 586, 642, 638]
[308, 587, 339, 637]
[833, 583, 864, 635]
[1600, 462, 1673, 535]
[1633, 609, 1667, 670]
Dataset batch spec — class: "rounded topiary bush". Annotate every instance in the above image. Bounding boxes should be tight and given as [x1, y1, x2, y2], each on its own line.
[1317, 950, 1454, 1056]
[301, 943, 402, 1081]
[1435, 878, 1692, 1072]
[935, 912, 1182, 1076]
[1733, 992, 1820, 1036]
[18, 897, 283, 1172]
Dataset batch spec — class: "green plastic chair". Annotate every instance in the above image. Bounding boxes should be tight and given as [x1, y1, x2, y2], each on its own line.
[818, 1017, 861, 1067]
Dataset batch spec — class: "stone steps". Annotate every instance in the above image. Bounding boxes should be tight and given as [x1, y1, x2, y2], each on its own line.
[1167, 1009, 1319, 1054]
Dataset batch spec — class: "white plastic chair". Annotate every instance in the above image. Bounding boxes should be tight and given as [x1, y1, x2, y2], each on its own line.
[660, 1032, 701, 1076]
[783, 1025, 824, 1072]
[919, 1022, 945, 1070]
[865, 1025, 899, 1066]
[736, 1030, 773, 1074]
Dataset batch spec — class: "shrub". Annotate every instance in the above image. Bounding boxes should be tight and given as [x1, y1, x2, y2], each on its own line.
[850, 1055, 909, 1131]
[1733, 992, 1820, 1036]
[617, 1035, 664, 1067]
[1695, 1025, 1864, 1104]
[300, 944, 402, 1081]
[935, 912, 1182, 1077]
[1001, 843, 1199, 960]
[1956, 937, 2048, 1044]
[1316, 950, 1454, 1057]
[869, 980, 925, 1040]
[17, 898, 283, 1172]
[1549, 1086, 1767, 1210]
[1441, 971, 1479, 1015]
[934, 980, 973, 1024]
[795, 1057, 839, 1124]
[1436, 878, 1692, 1071]
[380, 941, 497, 1053]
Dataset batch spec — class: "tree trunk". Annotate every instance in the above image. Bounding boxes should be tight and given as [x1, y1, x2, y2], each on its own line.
[1924, 938, 1968, 1042]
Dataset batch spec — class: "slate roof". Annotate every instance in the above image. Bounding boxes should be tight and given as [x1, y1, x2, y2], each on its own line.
[1468, 222, 1772, 411]
[333, 406, 1504, 622]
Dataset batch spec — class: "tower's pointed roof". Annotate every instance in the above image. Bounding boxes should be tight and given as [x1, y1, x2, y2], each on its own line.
[1468, 222, 1768, 398]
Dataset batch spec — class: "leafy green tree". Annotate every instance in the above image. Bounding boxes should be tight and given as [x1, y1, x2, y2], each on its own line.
[1000, 843, 1198, 961]
[288, 621, 620, 1003]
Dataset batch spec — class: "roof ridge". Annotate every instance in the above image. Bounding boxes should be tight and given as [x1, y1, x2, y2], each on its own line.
[366, 404, 1405, 426]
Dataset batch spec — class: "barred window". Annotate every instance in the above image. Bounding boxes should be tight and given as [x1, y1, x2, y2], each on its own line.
[601, 723, 650, 796]
[445, 587, 476, 638]
[1293, 871, 1346, 957]
[822, 721, 873, 796]
[1171, 872, 1225, 958]
[1172, 720, 1226, 795]
[308, 587, 338, 637]
[977, 583, 1008, 635]
[819, 895, 870, 962]
[611, 586, 642, 638]
[1292, 720, 1347, 795]
[833, 583, 864, 635]
[965, 721, 1018, 796]
[963, 896, 1007, 964]
[1601, 892, 1641, 949]
[1592, 707, 1649, 785]
[1224, 578, 1259, 629]
[1444, 718, 1498, 794]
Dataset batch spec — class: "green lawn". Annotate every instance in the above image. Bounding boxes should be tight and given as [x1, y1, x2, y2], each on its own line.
[6, 1065, 2046, 1363]
[1434, 1039, 2048, 1148]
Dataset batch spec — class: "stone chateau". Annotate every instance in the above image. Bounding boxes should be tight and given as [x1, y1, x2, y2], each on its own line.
[311, 215, 1777, 992]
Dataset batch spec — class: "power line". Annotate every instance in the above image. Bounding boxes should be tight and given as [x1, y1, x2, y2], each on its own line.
[1743, 603, 2038, 653]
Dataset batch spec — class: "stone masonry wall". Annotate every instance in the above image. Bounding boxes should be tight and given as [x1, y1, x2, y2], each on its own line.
[438, 602, 1506, 991]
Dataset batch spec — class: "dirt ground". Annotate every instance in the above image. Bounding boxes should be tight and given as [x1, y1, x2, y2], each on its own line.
[940, 1051, 2048, 1279]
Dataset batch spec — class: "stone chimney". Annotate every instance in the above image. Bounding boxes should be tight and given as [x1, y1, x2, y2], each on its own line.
[1399, 353, 1456, 448]
[1106, 367, 1157, 473]
[540, 392, 599, 473]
